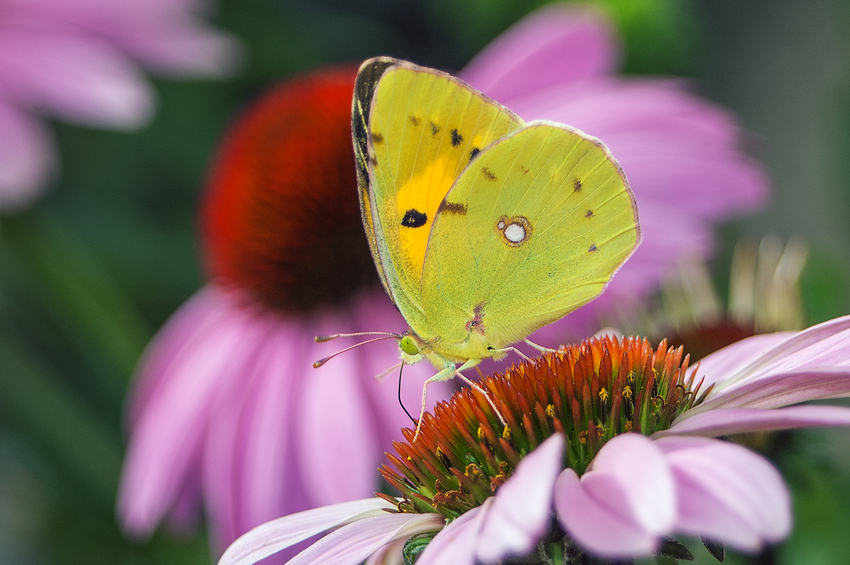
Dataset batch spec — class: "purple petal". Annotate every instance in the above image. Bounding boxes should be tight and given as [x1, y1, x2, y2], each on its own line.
[417, 504, 487, 565]
[287, 513, 444, 565]
[664, 405, 850, 437]
[655, 437, 791, 551]
[554, 434, 675, 558]
[216, 498, 399, 565]
[477, 434, 564, 562]
[461, 4, 618, 103]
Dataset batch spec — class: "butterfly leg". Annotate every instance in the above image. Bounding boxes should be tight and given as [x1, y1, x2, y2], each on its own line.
[523, 338, 560, 353]
[413, 364, 457, 442]
[452, 360, 508, 432]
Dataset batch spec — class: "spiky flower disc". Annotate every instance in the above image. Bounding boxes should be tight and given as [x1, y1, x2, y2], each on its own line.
[381, 335, 708, 519]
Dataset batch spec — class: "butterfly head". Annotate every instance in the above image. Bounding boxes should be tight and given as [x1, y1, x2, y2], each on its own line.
[398, 333, 425, 365]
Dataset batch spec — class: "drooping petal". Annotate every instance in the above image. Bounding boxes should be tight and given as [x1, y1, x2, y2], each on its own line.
[692, 332, 795, 389]
[663, 405, 850, 438]
[686, 370, 850, 416]
[416, 504, 487, 565]
[477, 434, 564, 562]
[461, 4, 618, 102]
[655, 437, 791, 551]
[286, 513, 445, 565]
[296, 313, 383, 507]
[702, 315, 850, 393]
[554, 434, 675, 558]
[216, 498, 398, 565]
[118, 286, 278, 537]
[203, 316, 310, 550]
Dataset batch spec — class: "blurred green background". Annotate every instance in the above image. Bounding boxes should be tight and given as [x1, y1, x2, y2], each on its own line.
[1, 0, 850, 563]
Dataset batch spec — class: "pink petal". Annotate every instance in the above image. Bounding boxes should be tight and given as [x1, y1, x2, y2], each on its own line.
[118, 289, 277, 537]
[687, 370, 850, 415]
[477, 434, 564, 562]
[554, 434, 675, 558]
[216, 498, 396, 565]
[703, 315, 850, 393]
[417, 504, 486, 565]
[203, 321, 309, 550]
[656, 437, 791, 551]
[555, 470, 660, 558]
[0, 24, 155, 128]
[4, 0, 242, 76]
[287, 513, 444, 565]
[461, 4, 618, 102]
[693, 332, 795, 390]
[664, 405, 850, 437]
[0, 101, 56, 210]
[296, 313, 383, 507]
[364, 538, 406, 565]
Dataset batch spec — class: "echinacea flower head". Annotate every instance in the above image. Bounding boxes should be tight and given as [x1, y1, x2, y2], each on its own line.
[120, 2, 772, 557]
[0, 0, 242, 210]
[220, 315, 850, 565]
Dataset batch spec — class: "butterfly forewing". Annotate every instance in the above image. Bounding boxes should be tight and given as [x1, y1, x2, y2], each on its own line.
[353, 57, 524, 333]
[421, 122, 640, 353]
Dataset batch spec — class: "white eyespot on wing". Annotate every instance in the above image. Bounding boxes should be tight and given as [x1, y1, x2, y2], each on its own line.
[495, 215, 531, 247]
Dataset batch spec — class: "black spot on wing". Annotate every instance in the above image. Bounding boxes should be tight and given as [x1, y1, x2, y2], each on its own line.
[409, 115, 421, 126]
[468, 147, 480, 162]
[430, 121, 441, 135]
[588, 244, 598, 253]
[482, 167, 497, 182]
[371, 131, 384, 144]
[450, 129, 463, 147]
[573, 178, 583, 193]
[438, 201, 467, 215]
[585, 209, 594, 218]
[401, 209, 428, 228]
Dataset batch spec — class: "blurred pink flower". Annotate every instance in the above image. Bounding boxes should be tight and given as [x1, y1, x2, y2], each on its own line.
[117, 67, 450, 554]
[0, 0, 241, 210]
[459, 4, 768, 340]
[216, 316, 850, 565]
[119, 2, 771, 558]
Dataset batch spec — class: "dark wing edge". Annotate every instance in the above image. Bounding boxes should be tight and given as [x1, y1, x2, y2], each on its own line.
[352, 57, 397, 305]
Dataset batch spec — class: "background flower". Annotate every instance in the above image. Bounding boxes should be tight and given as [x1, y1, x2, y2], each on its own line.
[459, 4, 769, 341]
[0, 0, 241, 210]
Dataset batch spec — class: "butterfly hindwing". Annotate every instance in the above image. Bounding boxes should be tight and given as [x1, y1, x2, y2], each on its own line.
[420, 122, 640, 356]
[353, 57, 524, 334]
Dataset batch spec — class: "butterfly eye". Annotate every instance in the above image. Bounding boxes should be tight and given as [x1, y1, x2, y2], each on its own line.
[399, 335, 420, 356]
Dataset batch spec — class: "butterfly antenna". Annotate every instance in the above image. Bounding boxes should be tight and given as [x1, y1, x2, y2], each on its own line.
[312, 334, 400, 369]
[315, 331, 400, 342]
[397, 362, 417, 425]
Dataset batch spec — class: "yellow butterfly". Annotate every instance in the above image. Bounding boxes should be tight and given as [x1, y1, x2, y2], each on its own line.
[348, 57, 639, 436]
